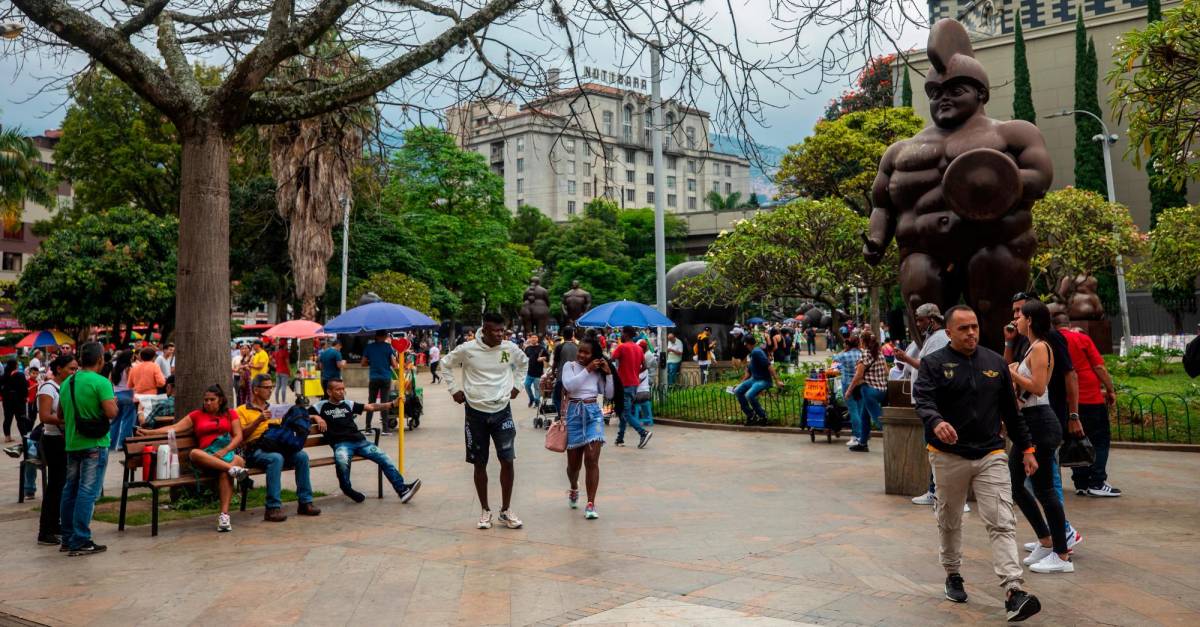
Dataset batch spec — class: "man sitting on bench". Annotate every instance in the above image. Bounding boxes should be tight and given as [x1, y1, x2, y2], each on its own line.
[238, 374, 321, 522]
[309, 379, 421, 504]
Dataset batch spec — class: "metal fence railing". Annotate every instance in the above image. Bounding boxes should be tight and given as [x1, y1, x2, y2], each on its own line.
[1113, 392, 1196, 445]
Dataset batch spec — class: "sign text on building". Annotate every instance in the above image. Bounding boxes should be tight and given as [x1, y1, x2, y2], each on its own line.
[582, 66, 648, 91]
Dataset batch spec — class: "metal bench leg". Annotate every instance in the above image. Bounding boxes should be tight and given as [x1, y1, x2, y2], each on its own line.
[378, 465, 383, 499]
[18, 463, 25, 503]
[239, 479, 248, 512]
[119, 481, 129, 531]
[151, 489, 160, 537]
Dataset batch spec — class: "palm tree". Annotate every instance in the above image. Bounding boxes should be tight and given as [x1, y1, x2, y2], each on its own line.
[261, 37, 375, 320]
[0, 128, 53, 228]
[705, 190, 745, 211]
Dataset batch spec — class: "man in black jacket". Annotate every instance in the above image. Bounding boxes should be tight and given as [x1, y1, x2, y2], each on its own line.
[914, 305, 1041, 622]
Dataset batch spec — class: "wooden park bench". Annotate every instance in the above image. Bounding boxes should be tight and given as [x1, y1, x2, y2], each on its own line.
[119, 425, 383, 536]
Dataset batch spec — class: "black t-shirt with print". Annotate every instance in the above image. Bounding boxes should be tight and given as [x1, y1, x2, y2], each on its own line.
[308, 400, 366, 444]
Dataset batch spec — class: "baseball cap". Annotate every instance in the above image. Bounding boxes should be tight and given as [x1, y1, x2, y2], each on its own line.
[915, 303, 944, 321]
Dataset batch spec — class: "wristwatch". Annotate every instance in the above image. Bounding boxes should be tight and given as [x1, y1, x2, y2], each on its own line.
[1068, 412, 1080, 421]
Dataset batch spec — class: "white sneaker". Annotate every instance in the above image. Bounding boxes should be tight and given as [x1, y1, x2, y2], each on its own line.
[498, 510, 523, 529]
[1023, 545, 1053, 566]
[1087, 483, 1122, 498]
[1029, 552, 1074, 573]
[227, 466, 248, 481]
[963, 502, 970, 513]
[911, 491, 935, 505]
[477, 510, 493, 529]
[217, 513, 232, 532]
[846, 437, 860, 448]
[1024, 541, 1039, 552]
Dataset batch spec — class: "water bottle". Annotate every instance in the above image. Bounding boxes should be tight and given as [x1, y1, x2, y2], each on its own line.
[156, 444, 170, 479]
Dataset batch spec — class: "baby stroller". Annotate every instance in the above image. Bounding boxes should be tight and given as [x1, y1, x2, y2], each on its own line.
[533, 373, 557, 429]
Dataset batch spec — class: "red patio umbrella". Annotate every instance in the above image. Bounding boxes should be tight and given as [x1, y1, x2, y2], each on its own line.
[261, 320, 328, 340]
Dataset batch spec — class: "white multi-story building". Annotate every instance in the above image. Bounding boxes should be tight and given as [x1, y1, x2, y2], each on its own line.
[448, 83, 752, 221]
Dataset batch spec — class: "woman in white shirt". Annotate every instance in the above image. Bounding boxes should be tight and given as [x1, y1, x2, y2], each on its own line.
[36, 354, 78, 546]
[558, 337, 613, 520]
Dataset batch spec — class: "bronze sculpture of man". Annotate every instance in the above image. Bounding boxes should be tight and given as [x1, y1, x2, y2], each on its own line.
[863, 19, 1053, 350]
[520, 277, 551, 336]
[561, 280, 593, 324]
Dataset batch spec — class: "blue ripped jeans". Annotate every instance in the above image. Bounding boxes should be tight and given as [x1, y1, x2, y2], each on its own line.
[333, 440, 408, 496]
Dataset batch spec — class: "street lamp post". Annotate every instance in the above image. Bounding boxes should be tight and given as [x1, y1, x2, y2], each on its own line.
[650, 42, 667, 357]
[1045, 108, 1131, 354]
[338, 195, 351, 314]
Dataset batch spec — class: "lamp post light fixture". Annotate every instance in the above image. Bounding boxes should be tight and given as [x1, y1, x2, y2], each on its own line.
[338, 195, 352, 314]
[1044, 108, 1131, 354]
[1, 21, 24, 40]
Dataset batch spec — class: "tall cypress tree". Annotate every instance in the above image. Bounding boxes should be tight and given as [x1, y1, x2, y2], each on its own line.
[1073, 15, 1106, 196]
[901, 65, 913, 108]
[1147, 0, 1162, 22]
[1012, 7, 1036, 123]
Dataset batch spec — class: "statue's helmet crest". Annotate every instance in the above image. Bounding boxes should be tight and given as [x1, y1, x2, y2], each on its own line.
[926, 19, 990, 101]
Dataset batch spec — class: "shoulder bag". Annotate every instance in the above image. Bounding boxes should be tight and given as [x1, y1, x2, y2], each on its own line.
[69, 376, 111, 439]
[544, 419, 566, 453]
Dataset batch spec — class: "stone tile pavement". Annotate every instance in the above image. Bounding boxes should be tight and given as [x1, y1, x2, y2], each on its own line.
[0, 372, 1196, 626]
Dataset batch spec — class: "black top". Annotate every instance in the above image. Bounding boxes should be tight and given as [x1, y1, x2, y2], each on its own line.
[524, 345, 547, 378]
[914, 344, 1032, 459]
[308, 400, 366, 444]
[1, 370, 27, 403]
[1011, 330, 1075, 424]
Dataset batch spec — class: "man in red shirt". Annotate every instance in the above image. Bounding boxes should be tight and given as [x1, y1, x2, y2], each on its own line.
[610, 326, 652, 448]
[271, 343, 292, 404]
[1054, 313, 1120, 497]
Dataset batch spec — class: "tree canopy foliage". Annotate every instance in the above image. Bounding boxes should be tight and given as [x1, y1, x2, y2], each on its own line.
[824, 55, 897, 121]
[1031, 188, 1146, 298]
[0, 128, 53, 227]
[349, 270, 435, 317]
[1135, 205, 1200, 292]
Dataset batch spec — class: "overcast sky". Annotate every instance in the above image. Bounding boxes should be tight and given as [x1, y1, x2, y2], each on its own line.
[0, 1, 928, 151]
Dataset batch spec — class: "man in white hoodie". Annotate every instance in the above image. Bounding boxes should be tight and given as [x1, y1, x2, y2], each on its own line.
[442, 312, 529, 530]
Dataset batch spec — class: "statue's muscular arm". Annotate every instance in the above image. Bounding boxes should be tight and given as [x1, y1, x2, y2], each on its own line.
[864, 141, 904, 264]
[1002, 120, 1053, 201]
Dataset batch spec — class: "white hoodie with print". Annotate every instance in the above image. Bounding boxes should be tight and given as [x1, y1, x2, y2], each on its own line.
[441, 337, 529, 413]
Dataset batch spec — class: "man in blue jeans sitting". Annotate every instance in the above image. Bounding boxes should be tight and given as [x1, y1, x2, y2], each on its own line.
[309, 379, 421, 504]
[735, 335, 781, 426]
[237, 374, 320, 522]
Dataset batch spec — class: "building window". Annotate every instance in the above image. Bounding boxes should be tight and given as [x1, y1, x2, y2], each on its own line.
[687, 159, 696, 173]
[668, 194, 677, 207]
[626, 170, 635, 183]
[518, 197, 525, 206]
[517, 178, 524, 193]
[646, 172, 654, 185]
[2, 224, 23, 241]
[666, 175, 676, 188]
[713, 161, 720, 175]
[712, 181, 720, 193]
[605, 186, 615, 198]
[583, 182, 592, 196]
[605, 166, 614, 180]
[725, 182, 732, 194]
[517, 158, 525, 173]
[625, 189, 635, 202]
[604, 146, 614, 160]
[568, 200, 577, 215]
[1, 252, 21, 273]
[564, 138, 576, 153]
[687, 178, 696, 192]
[646, 153, 655, 166]
[725, 164, 732, 177]
[668, 156, 677, 170]
[686, 126, 696, 148]
[687, 196, 696, 210]
[623, 105, 634, 142]
[584, 163, 592, 176]
[567, 180, 576, 194]
[567, 160, 576, 175]
[475, 116, 488, 128]
[516, 136, 525, 153]
[647, 191, 655, 204]
[625, 148, 636, 163]
[603, 111, 614, 136]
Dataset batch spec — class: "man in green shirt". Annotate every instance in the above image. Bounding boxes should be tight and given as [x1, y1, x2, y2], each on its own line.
[59, 342, 117, 556]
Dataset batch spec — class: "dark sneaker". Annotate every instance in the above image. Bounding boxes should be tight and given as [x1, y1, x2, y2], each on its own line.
[637, 431, 653, 449]
[1005, 589, 1041, 622]
[400, 478, 422, 503]
[37, 534, 62, 546]
[59, 542, 71, 553]
[344, 488, 366, 503]
[264, 508, 288, 523]
[614, 440, 625, 447]
[848, 444, 870, 452]
[298, 502, 322, 516]
[68, 541, 107, 557]
[3, 444, 22, 458]
[944, 573, 968, 603]
[1087, 483, 1122, 498]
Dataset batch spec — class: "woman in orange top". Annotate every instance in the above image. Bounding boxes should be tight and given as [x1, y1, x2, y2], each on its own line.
[128, 347, 166, 395]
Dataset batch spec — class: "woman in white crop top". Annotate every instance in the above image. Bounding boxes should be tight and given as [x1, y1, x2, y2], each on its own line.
[1008, 299, 1073, 574]
[558, 337, 613, 520]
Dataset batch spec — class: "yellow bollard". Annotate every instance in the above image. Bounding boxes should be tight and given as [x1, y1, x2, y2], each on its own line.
[396, 355, 406, 474]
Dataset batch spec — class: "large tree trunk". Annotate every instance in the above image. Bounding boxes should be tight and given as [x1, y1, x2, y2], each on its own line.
[173, 128, 232, 413]
[869, 286, 882, 331]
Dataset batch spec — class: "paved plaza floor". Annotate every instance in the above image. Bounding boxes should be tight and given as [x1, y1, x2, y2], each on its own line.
[0, 372, 1197, 626]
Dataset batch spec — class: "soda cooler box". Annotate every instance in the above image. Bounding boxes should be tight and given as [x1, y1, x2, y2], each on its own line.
[805, 404, 827, 429]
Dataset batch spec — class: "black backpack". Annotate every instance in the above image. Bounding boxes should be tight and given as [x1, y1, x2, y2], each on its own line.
[68, 375, 110, 439]
[257, 404, 311, 456]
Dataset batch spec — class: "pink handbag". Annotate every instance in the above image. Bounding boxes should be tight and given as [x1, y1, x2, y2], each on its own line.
[544, 419, 567, 453]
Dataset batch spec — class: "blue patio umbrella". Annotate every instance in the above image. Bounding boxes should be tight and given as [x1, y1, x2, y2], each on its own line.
[323, 302, 438, 334]
[575, 300, 675, 328]
[746, 316, 767, 325]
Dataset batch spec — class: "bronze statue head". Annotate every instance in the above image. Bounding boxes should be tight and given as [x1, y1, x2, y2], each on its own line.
[925, 19, 989, 129]
[530, 276, 541, 286]
[571, 280, 580, 289]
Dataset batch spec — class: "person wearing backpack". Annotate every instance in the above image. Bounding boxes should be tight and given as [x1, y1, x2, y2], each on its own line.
[58, 342, 118, 556]
[309, 379, 420, 504]
[237, 374, 320, 522]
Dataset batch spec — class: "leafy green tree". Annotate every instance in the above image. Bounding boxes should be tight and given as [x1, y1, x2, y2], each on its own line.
[0, 127, 53, 227]
[775, 107, 924, 214]
[549, 258, 631, 305]
[1074, 15, 1106, 195]
[900, 65, 913, 108]
[14, 206, 177, 339]
[1135, 205, 1200, 332]
[1148, 0, 1163, 22]
[1012, 9, 1036, 124]
[705, 191, 745, 211]
[384, 126, 536, 320]
[350, 270, 435, 317]
[616, 207, 688, 259]
[1031, 188, 1146, 305]
[533, 216, 628, 279]
[510, 204, 555, 246]
[747, 192, 761, 208]
[583, 197, 620, 226]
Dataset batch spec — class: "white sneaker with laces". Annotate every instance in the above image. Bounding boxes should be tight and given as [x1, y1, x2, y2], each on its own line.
[1023, 545, 1053, 566]
[1029, 552, 1074, 573]
[846, 437, 860, 448]
[477, 510, 493, 529]
[217, 513, 232, 532]
[498, 510, 523, 529]
[1087, 483, 1121, 498]
[1024, 541, 1039, 552]
[911, 491, 935, 505]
